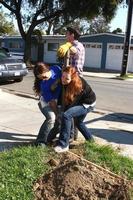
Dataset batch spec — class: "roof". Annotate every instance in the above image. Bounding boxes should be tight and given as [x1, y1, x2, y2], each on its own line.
[42, 35, 65, 40]
[1, 33, 133, 41]
[81, 32, 128, 38]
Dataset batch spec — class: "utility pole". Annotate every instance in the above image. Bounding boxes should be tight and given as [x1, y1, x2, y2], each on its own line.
[120, 0, 133, 76]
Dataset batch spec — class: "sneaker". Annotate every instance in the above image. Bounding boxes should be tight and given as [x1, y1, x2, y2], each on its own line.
[35, 142, 46, 147]
[39, 143, 46, 147]
[54, 145, 69, 153]
[87, 137, 95, 143]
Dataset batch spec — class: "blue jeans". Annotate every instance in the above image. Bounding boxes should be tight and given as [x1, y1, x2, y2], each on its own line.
[36, 102, 56, 144]
[58, 105, 94, 148]
[47, 112, 74, 143]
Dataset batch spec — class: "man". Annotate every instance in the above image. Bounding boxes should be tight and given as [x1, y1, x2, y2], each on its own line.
[58, 26, 85, 76]
[57, 26, 85, 140]
[66, 26, 85, 76]
[66, 27, 85, 139]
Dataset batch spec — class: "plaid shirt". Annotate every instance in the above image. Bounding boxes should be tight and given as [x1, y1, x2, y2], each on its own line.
[70, 40, 85, 76]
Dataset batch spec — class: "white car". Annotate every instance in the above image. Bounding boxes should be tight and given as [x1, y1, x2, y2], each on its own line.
[0, 48, 28, 82]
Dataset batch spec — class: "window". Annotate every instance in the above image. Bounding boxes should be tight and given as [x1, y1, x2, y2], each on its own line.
[86, 44, 91, 48]
[97, 44, 101, 48]
[115, 45, 121, 49]
[109, 45, 124, 49]
[48, 43, 59, 51]
[85, 43, 102, 48]
[91, 44, 97, 48]
[109, 45, 114, 49]
[9, 41, 23, 49]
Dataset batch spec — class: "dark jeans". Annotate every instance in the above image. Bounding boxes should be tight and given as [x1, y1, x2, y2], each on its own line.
[58, 105, 94, 148]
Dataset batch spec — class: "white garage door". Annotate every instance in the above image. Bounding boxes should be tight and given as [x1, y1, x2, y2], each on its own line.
[84, 43, 102, 68]
[106, 44, 133, 72]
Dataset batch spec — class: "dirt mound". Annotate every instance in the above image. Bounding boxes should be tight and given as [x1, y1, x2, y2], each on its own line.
[34, 153, 132, 200]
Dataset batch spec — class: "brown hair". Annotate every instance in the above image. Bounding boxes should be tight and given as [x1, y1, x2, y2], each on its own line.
[62, 66, 82, 105]
[33, 62, 49, 96]
[67, 27, 81, 40]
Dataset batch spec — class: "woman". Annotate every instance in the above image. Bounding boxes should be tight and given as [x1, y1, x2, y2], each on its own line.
[33, 62, 62, 146]
[54, 66, 96, 153]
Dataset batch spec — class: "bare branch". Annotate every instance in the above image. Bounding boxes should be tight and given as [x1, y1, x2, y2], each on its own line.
[0, 1, 16, 13]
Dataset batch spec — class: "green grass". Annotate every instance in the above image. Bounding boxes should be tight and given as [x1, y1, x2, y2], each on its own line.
[0, 143, 133, 200]
[0, 146, 52, 200]
[118, 73, 133, 80]
[84, 141, 133, 180]
[127, 73, 133, 78]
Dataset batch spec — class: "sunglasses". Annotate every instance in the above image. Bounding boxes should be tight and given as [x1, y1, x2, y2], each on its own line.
[37, 74, 47, 79]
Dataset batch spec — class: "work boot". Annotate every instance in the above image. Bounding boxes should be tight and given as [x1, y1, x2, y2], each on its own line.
[73, 127, 78, 140]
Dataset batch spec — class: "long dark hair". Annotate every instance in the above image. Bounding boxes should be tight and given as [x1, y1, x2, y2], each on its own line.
[62, 66, 82, 105]
[33, 62, 49, 96]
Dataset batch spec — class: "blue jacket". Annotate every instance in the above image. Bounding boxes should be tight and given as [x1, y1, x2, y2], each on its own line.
[40, 65, 62, 103]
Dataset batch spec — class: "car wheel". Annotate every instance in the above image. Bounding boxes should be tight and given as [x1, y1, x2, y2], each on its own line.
[15, 77, 23, 82]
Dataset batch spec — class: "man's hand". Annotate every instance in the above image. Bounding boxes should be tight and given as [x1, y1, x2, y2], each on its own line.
[70, 46, 77, 54]
[57, 42, 72, 58]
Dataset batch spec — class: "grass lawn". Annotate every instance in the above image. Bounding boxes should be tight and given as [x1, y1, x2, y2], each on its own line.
[0, 146, 52, 200]
[84, 142, 133, 180]
[117, 73, 133, 80]
[0, 142, 133, 200]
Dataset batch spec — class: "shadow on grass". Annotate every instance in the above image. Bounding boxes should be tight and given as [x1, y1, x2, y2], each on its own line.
[0, 131, 36, 151]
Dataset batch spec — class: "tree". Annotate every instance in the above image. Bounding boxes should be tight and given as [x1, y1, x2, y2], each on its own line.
[112, 28, 123, 34]
[0, 11, 17, 35]
[88, 15, 111, 34]
[0, 0, 124, 64]
[53, 20, 86, 35]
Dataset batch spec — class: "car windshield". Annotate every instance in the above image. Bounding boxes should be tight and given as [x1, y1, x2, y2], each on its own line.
[0, 49, 9, 60]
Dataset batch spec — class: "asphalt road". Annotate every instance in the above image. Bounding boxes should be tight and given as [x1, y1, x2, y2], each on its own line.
[0, 71, 133, 115]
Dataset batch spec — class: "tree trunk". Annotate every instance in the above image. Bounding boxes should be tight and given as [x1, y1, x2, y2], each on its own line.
[24, 36, 32, 66]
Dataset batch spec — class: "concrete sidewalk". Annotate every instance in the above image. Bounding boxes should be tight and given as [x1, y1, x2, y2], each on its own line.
[0, 88, 133, 159]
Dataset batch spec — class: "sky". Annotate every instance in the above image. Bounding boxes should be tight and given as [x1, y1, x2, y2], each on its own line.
[109, 4, 133, 35]
[3, 3, 133, 35]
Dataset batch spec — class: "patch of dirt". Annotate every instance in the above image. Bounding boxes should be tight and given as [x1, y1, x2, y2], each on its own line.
[34, 152, 132, 200]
